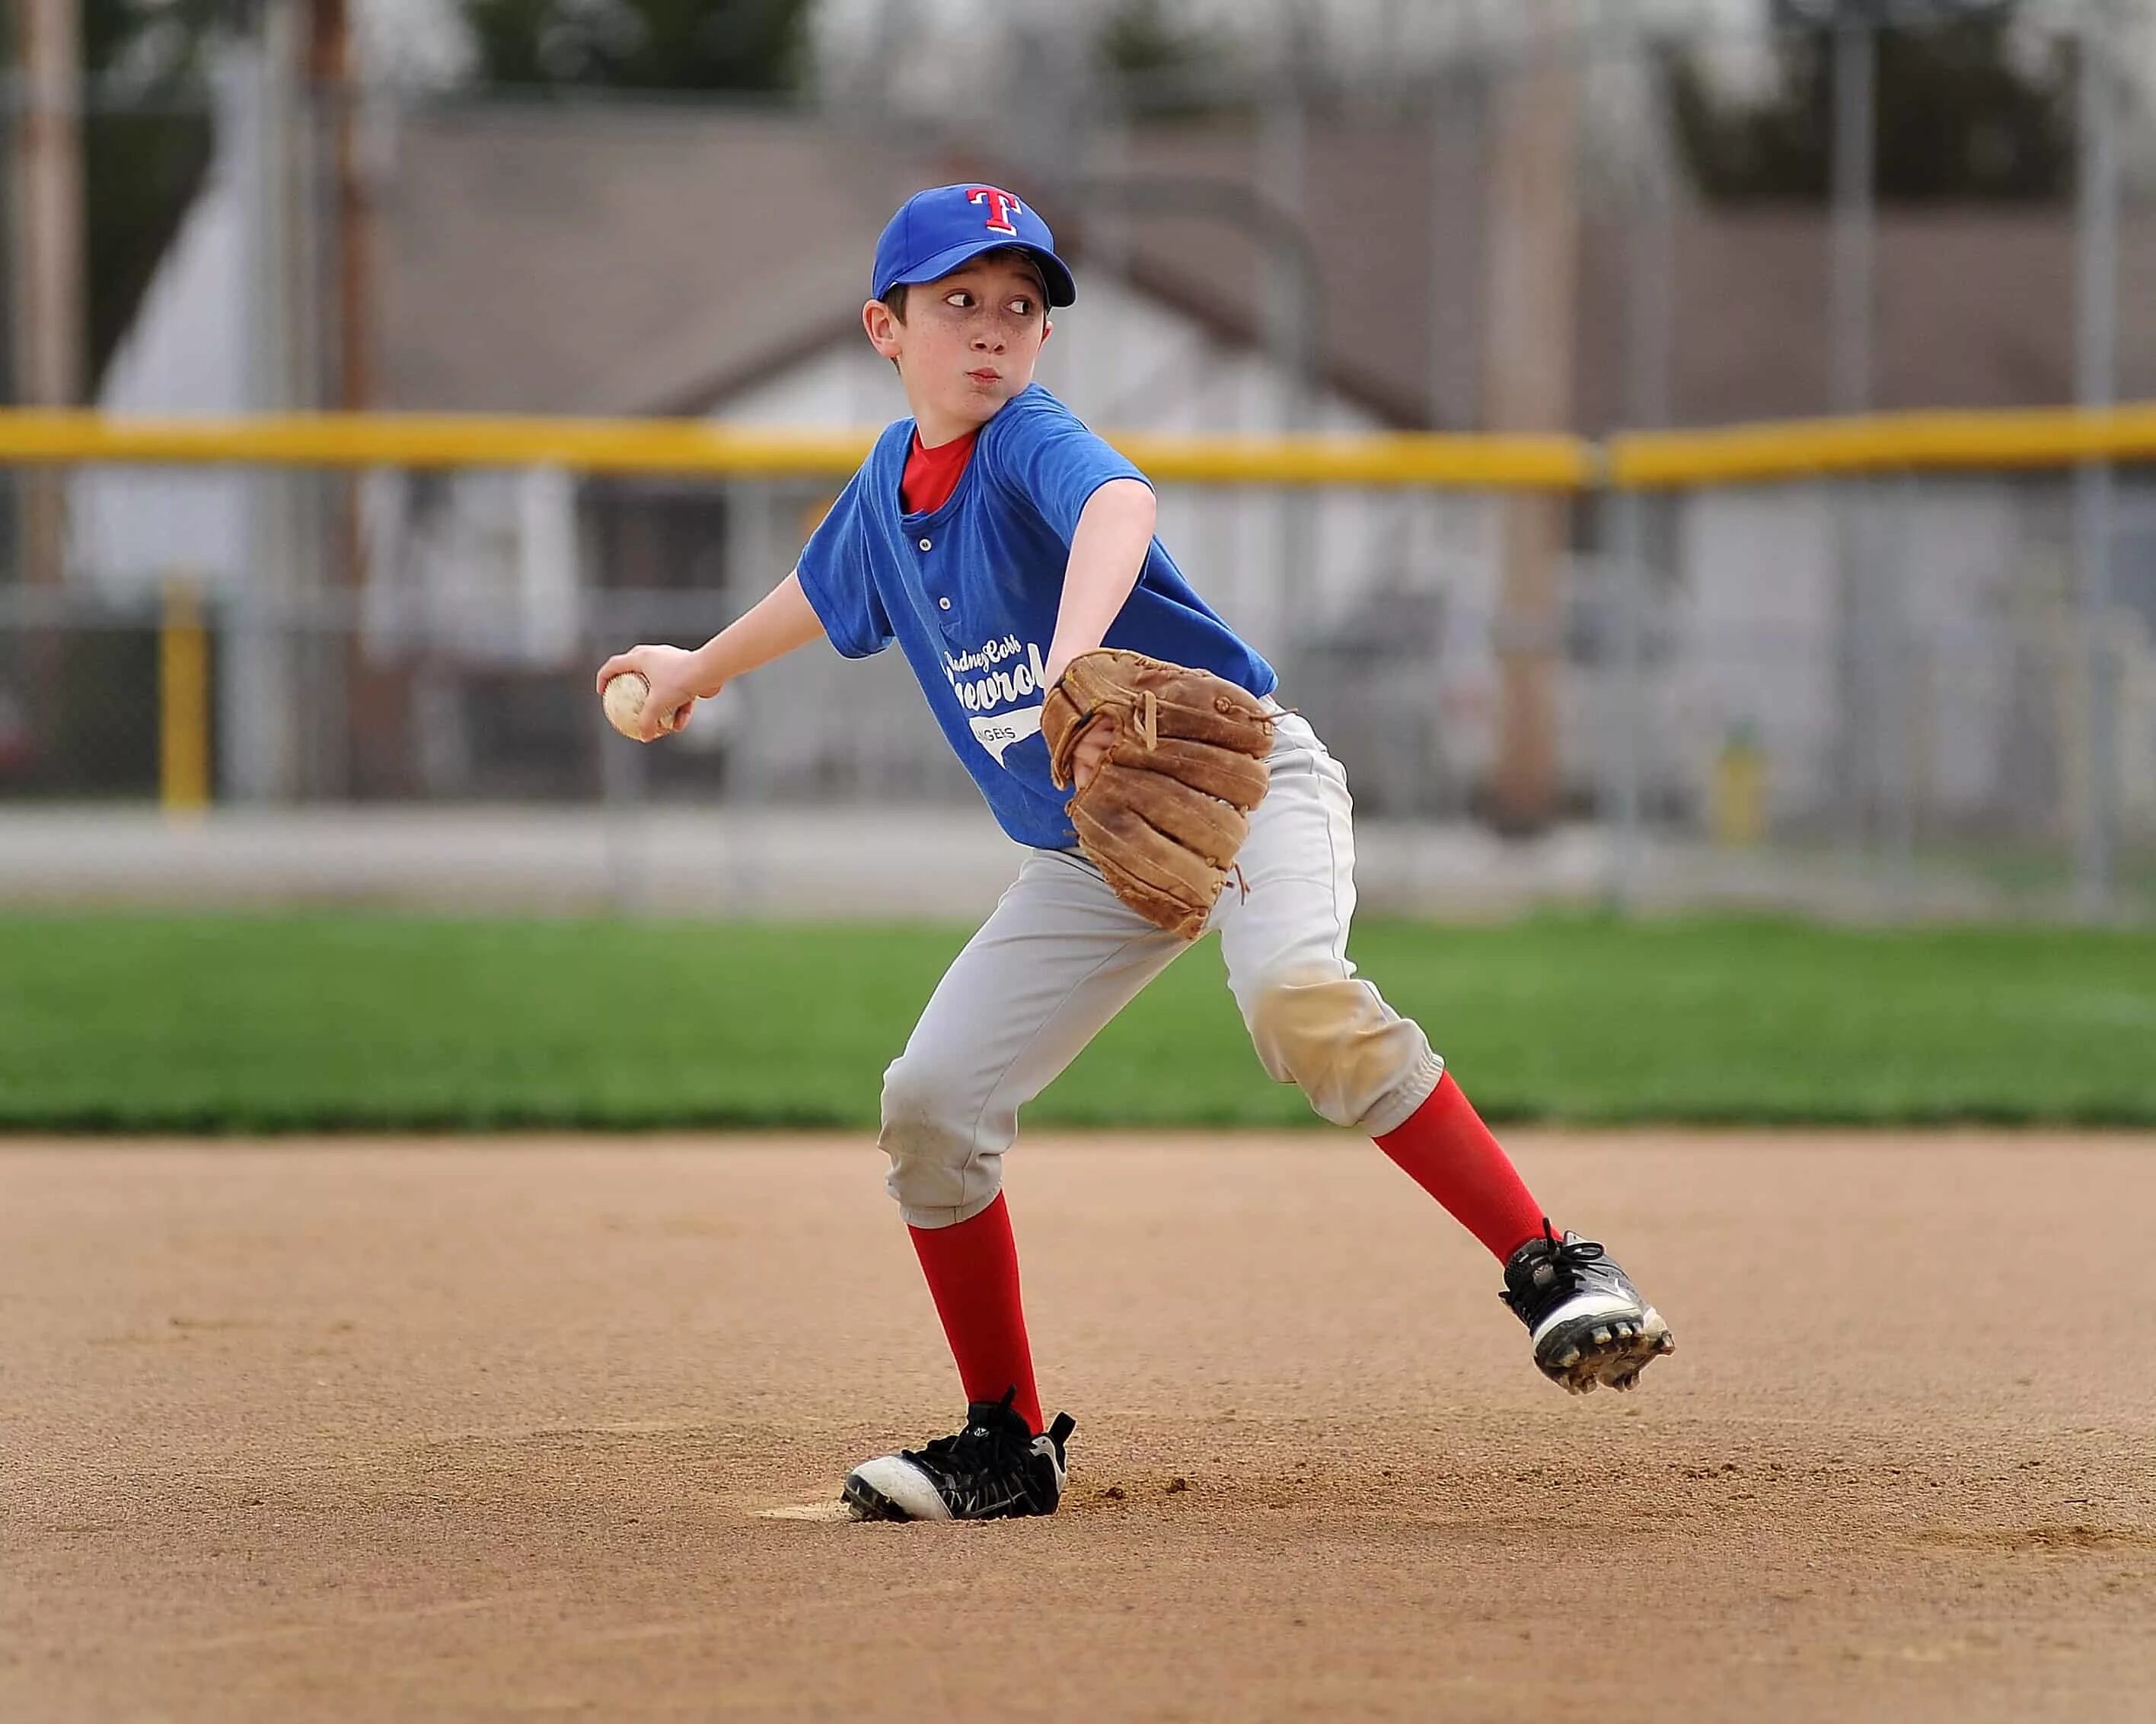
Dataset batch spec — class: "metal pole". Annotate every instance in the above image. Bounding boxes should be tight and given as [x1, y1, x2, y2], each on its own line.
[2073, 0, 2120, 917]
[1263, 0, 1312, 683]
[1829, 9, 1879, 856]
[224, 8, 305, 803]
[1886, 474, 1919, 903]
[1610, 25, 1674, 907]
[1829, 12, 1877, 419]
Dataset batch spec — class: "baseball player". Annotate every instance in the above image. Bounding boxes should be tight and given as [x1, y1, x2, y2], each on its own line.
[598, 183, 1673, 1524]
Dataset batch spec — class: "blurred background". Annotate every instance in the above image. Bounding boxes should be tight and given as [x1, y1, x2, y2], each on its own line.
[3, 0, 2154, 923]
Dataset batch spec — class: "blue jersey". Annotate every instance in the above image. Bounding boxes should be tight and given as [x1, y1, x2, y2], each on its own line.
[795, 384, 1277, 850]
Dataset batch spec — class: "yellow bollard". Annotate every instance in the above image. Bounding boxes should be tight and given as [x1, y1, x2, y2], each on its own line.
[159, 578, 210, 814]
[1711, 723, 1766, 848]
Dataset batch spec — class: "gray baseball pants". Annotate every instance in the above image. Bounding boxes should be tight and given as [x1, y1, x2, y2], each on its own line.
[880, 711, 1446, 1228]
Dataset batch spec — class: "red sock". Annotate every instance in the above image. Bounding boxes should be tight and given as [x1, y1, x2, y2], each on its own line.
[1375, 1072, 1548, 1262]
[907, 1192, 1043, 1435]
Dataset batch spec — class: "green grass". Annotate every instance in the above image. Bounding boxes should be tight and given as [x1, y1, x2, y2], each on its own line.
[1, 914, 2151, 1132]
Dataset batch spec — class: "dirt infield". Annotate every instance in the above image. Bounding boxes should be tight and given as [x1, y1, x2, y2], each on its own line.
[4, 1133, 2154, 1722]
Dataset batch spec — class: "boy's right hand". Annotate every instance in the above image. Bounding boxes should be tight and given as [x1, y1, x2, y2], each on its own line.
[595, 644, 710, 742]
[1070, 715, 1118, 792]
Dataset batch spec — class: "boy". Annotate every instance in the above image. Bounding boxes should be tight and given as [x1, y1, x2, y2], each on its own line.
[597, 183, 1673, 1525]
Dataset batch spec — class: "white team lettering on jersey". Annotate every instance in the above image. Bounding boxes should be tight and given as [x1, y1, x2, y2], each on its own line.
[969, 705, 1043, 764]
[945, 636, 1049, 766]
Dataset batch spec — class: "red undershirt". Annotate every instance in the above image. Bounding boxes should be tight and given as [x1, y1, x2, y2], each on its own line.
[901, 426, 978, 516]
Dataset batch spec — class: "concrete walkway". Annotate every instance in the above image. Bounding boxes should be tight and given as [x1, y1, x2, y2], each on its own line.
[0, 805, 2048, 919]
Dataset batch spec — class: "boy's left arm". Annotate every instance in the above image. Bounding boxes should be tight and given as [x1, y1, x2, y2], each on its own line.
[1042, 478, 1156, 690]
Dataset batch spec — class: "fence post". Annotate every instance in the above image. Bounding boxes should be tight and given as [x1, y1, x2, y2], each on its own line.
[2073, 0, 2122, 919]
[1829, 10, 1877, 422]
[1608, 472, 1646, 910]
[1887, 476, 1919, 908]
[1829, 9, 1879, 872]
[160, 577, 211, 816]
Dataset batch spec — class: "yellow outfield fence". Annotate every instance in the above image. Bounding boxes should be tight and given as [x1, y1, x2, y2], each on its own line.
[2, 403, 2154, 488]
[0, 409, 1586, 487]
[1608, 405, 2156, 489]
[0, 411, 882, 480]
[2, 397, 2148, 916]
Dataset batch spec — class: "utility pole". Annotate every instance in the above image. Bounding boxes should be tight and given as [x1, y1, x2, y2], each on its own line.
[309, 0, 368, 422]
[307, 0, 397, 795]
[1482, 0, 1580, 835]
[11, 0, 85, 587]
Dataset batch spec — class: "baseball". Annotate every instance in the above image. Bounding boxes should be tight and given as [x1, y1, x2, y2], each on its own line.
[601, 671, 680, 739]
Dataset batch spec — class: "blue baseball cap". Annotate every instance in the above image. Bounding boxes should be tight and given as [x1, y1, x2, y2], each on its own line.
[872, 183, 1076, 308]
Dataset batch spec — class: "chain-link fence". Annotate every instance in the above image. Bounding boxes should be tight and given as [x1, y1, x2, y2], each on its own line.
[3, 454, 2150, 918]
[5, 3, 2153, 914]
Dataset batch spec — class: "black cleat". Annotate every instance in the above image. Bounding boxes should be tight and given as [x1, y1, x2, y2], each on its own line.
[842, 1389, 1076, 1522]
[1501, 1221, 1675, 1394]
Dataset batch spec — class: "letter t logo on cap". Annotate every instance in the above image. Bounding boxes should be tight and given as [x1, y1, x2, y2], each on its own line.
[968, 186, 1023, 236]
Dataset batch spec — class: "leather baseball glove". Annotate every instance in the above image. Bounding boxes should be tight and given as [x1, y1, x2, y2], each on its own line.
[1041, 649, 1276, 938]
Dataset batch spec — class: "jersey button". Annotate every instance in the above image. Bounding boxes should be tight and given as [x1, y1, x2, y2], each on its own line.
[917, 537, 933, 551]
[938, 598, 952, 610]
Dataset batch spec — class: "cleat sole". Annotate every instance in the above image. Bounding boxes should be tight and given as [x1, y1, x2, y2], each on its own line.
[1536, 1306, 1676, 1394]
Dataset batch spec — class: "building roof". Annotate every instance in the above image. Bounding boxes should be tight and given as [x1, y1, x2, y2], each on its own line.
[1575, 206, 2156, 429]
[373, 99, 2156, 430]
[376, 105, 917, 417]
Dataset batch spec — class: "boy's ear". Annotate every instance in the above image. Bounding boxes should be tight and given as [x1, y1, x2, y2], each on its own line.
[863, 298, 903, 360]
[1041, 317, 1052, 346]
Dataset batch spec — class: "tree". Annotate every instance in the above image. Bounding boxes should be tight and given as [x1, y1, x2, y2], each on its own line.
[1092, 0, 1230, 120]
[458, 0, 811, 93]
[1096, 0, 1216, 81]
[1670, 0, 2075, 202]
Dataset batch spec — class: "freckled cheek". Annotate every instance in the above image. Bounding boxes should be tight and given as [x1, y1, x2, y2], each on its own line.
[925, 329, 971, 373]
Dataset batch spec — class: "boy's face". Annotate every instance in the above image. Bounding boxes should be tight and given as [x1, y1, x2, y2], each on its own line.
[863, 253, 1052, 438]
